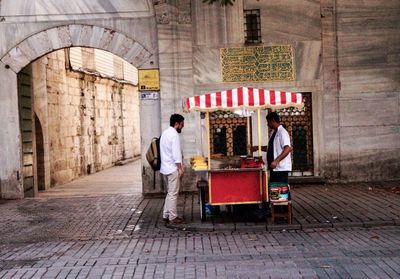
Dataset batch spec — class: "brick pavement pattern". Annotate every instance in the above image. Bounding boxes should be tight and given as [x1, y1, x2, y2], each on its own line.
[1, 226, 399, 278]
[0, 162, 399, 278]
[176, 181, 400, 232]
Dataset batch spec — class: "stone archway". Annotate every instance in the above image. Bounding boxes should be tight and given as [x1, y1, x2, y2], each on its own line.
[0, 24, 160, 199]
[1, 24, 154, 74]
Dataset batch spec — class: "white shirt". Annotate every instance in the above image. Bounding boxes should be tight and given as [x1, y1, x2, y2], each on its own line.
[272, 125, 292, 172]
[160, 127, 182, 175]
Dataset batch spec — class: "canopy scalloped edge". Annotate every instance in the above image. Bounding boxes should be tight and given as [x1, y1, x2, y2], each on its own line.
[183, 87, 304, 113]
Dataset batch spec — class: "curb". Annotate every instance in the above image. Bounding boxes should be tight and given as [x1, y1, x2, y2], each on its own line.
[165, 219, 400, 232]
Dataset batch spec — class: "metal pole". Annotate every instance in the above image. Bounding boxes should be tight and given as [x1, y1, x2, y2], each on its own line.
[206, 112, 211, 170]
[247, 116, 251, 156]
[257, 109, 262, 156]
[206, 111, 212, 204]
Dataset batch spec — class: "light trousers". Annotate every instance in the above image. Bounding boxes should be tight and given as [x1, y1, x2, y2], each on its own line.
[162, 170, 180, 221]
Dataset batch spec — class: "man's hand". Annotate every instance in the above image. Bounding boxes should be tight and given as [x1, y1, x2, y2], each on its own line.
[271, 146, 292, 169]
[270, 160, 278, 169]
[178, 168, 184, 178]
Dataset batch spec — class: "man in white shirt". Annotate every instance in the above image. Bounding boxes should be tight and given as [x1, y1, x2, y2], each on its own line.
[266, 112, 292, 183]
[252, 111, 293, 183]
[160, 114, 185, 224]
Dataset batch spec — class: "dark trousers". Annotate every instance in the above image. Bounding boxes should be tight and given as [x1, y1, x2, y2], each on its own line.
[269, 170, 289, 183]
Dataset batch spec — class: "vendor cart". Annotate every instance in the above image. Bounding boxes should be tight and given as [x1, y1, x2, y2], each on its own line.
[183, 87, 304, 221]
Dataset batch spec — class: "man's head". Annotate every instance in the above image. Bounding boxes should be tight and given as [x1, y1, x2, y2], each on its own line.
[170, 114, 185, 133]
[266, 111, 280, 130]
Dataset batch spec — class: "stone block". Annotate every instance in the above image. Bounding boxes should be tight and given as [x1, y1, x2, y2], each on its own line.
[97, 28, 115, 51]
[123, 42, 145, 65]
[1, 47, 30, 73]
[340, 68, 400, 94]
[340, 126, 400, 152]
[69, 25, 83, 47]
[363, 220, 395, 228]
[259, 1, 321, 42]
[26, 31, 53, 59]
[339, 92, 399, 126]
[78, 25, 94, 47]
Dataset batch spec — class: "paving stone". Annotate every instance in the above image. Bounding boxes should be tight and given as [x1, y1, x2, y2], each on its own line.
[1, 166, 399, 278]
[331, 221, 365, 228]
[363, 220, 396, 228]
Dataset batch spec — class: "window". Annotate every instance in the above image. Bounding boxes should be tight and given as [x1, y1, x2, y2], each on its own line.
[244, 9, 261, 44]
[276, 93, 314, 176]
[210, 111, 250, 157]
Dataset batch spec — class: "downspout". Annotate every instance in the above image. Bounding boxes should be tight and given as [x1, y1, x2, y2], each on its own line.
[334, 0, 342, 180]
[120, 85, 126, 160]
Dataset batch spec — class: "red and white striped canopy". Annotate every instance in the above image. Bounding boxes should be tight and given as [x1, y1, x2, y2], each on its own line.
[183, 87, 304, 112]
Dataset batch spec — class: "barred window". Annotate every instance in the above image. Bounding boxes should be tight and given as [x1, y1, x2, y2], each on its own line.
[209, 111, 250, 157]
[244, 9, 261, 44]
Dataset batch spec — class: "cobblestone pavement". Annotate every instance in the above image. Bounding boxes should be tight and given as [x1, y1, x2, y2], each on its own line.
[174, 181, 400, 232]
[0, 162, 399, 278]
[0, 225, 399, 278]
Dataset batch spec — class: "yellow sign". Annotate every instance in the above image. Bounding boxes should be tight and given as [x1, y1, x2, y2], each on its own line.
[221, 45, 295, 82]
[138, 69, 160, 91]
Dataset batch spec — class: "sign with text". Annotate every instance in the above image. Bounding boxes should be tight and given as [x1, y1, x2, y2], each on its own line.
[138, 69, 160, 91]
[220, 45, 295, 82]
[140, 92, 159, 100]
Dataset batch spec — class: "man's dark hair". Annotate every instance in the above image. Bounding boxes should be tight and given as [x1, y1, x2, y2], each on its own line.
[170, 114, 185, 126]
[266, 111, 280, 123]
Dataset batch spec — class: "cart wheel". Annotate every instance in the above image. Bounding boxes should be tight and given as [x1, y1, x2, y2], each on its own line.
[199, 187, 206, 222]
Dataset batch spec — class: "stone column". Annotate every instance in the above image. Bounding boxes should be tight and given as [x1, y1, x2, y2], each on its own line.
[0, 62, 23, 199]
[320, 0, 340, 181]
[148, 0, 195, 193]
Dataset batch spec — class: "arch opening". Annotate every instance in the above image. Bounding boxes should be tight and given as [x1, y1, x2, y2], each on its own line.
[16, 46, 144, 196]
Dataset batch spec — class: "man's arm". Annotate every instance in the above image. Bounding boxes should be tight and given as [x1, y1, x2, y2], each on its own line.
[172, 135, 184, 177]
[270, 145, 292, 169]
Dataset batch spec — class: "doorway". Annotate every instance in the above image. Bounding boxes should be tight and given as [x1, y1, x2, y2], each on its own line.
[34, 114, 45, 191]
[17, 66, 34, 197]
[277, 92, 314, 176]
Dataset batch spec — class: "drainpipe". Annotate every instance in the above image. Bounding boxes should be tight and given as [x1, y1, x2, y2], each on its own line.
[120, 85, 126, 160]
[334, 0, 342, 180]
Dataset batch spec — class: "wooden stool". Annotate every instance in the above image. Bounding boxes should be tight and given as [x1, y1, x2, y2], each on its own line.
[271, 201, 292, 224]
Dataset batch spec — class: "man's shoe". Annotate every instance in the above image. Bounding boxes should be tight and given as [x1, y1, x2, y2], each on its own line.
[169, 217, 185, 224]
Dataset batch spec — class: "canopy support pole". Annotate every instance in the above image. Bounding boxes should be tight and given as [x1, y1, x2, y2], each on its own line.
[206, 112, 211, 170]
[257, 109, 262, 156]
[246, 116, 251, 155]
[199, 113, 203, 157]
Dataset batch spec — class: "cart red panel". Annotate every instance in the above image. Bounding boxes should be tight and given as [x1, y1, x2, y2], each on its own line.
[209, 170, 262, 205]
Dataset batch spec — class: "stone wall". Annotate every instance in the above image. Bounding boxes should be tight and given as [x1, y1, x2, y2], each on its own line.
[32, 49, 140, 188]
[335, 1, 400, 181]
[0, 62, 22, 199]
[188, 0, 399, 183]
[189, 0, 324, 184]
[0, 1, 158, 198]
[0, 0, 399, 199]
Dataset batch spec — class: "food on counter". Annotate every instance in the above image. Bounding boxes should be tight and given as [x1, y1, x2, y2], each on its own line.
[223, 166, 240, 170]
[191, 155, 208, 170]
[240, 156, 264, 168]
[211, 153, 224, 159]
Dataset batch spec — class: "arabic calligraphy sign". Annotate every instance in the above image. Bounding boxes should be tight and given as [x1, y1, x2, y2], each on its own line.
[220, 45, 295, 82]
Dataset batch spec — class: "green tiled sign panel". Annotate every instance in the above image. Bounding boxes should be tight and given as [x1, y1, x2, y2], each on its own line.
[221, 45, 295, 82]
